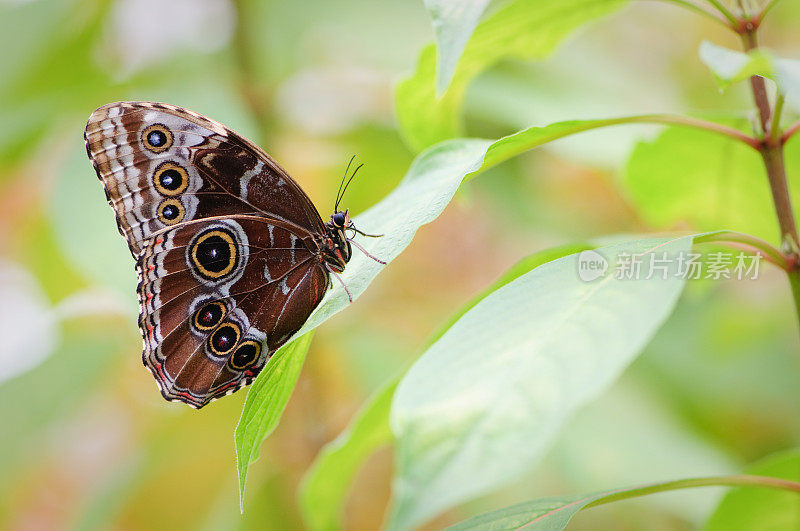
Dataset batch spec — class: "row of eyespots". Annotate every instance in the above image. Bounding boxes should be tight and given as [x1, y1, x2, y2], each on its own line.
[192, 301, 261, 370]
[141, 124, 188, 225]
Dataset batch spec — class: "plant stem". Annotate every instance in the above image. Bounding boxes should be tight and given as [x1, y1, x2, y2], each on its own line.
[480, 114, 760, 172]
[741, 31, 771, 133]
[783, 119, 800, 143]
[770, 94, 785, 141]
[790, 273, 800, 325]
[725, 17, 800, 331]
[232, 0, 273, 147]
[757, 0, 782, 23]
[585, 474, 800, 510]
[626, 114, 760, 148]
[646, 0, 730, 26]
[695, 230, 791, 270]
[760, 147, 800, 248]
[737, 23, 800, 329]
[738, 26, 800, 249]
[703, 0, 741, 25]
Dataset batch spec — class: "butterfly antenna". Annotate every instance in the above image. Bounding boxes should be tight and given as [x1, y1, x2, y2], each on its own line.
[335, 163, 363, 212]
[335, 155, 357, 212]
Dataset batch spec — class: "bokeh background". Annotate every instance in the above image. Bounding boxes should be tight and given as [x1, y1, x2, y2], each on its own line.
[1, 0, 800, 529]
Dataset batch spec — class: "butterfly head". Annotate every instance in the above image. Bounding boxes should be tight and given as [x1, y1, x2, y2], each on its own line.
[331, 209, 348, 229]
[322, 209, 352, 273]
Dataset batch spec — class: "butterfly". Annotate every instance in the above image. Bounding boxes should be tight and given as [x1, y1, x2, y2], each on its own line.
[84, 101, 382, 408]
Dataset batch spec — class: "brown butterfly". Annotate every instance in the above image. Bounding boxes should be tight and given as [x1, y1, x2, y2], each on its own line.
[84, 101, 382, 408]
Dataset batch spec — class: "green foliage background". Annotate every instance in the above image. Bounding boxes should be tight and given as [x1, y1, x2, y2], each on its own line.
[1, 0, 800, 529]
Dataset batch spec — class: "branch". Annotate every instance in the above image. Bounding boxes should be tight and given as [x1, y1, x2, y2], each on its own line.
[232, 0, 273, 146]
[740, 31, 771, 133]
[588, 475, 800, 510]
[783, 119, 800, 143]
[760, 147, 799, 248]
[702, 0, 741, 25]
[770, 94, 785, 141]
[695, 230, 792, 270]
[757, 0, 782, 23]
[624, 114, 760, 149]
[644, 0, 730, 27]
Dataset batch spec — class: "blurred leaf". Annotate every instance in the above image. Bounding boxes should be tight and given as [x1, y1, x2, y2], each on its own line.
[71, 453, 146, 531]
[395, 0, 628, 152]
[424, 0, 493, 94]
[0, 317, 128, 493]
[298, 242, 590, 530]
[299, 378, 398, 531]
[448, 475, 800, 530]
[777, 60, 800, 111]
[624, 125, 800, 244]
[15, 212, 87, 302]
[388, 236, 695, 530]
[52, 137, 137, 302]
[0, 260, 57, 383]
[235, 332, 314, 511]
[699, 41, 774, 88]
[0, 0, 121, 170]
[698, 41, 800, 111]
[706, 450, 800, 530]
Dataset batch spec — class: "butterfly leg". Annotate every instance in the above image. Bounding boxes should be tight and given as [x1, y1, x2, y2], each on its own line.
[350, 226, 383, 238]
[328, 269, 353, 302]
[348, 238, 387, 265]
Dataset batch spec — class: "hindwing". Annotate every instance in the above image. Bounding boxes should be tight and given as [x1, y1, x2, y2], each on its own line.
[137, 215, 328, 408]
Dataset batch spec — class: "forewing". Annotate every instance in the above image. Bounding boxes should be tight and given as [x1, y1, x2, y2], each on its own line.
[84, 101, 325, 256]
[137, 215, 329, 408]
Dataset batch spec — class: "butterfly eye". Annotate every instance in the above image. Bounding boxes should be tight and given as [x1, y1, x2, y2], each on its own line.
[193, 301, 226, 331]
[230, 340, 261, 370]
[153, 162, 188, 196]
[208, 323, 241, 357]
[189, 228, 239, 280]
[141, 123, 173, 153]
[332, 212, 346, 227]
[157, 198, 185, 225]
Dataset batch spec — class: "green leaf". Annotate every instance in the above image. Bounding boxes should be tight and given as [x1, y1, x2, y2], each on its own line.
[424, 0, 493, 95]
[624, 124, 800, 244]
[297, 243, 591, 530]
[395, 0, 628, 152]
[448, 475, 800, 530]
[699, 40, 774, 88]
[706, 450, 800, 530]
[299, 378, 398, 531]
[429, 242, 594, 343]
[698, 41, 800, 111]
[235, 332, 314, 511]
[388, 236, 696, 530]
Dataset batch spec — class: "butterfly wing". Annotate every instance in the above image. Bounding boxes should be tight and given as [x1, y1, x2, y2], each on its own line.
[84, 101, 326, 257]
[138, 215, 329, 408]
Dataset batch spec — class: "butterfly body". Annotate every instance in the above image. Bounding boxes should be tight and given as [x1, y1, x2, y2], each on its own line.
[85, 101, 357, 408]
